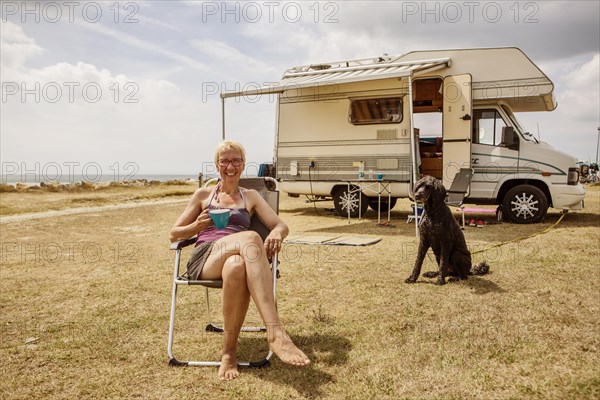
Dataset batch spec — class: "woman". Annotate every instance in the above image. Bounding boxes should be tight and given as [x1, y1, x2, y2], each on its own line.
[170, 140, 310, 381]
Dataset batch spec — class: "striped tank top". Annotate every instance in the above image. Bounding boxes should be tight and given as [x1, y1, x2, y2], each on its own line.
[195, 184, 251, 246]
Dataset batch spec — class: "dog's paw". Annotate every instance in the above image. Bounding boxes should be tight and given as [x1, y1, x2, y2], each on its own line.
[404, 276, 417, 284]
[470, 261, 490, 275]
[436, 277, 446, 285]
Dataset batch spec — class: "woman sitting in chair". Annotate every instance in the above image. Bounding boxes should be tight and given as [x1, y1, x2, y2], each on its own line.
[170, 139, 310, 380]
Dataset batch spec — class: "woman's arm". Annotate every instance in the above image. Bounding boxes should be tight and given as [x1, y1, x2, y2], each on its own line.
[245, 189, 289, 258]
[169, 188, 213, 242]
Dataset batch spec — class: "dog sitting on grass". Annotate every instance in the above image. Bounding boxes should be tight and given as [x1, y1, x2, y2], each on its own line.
[405, 175, 489, 285]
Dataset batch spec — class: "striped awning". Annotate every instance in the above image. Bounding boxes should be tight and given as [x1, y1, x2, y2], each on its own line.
[220, 57, 451, 99]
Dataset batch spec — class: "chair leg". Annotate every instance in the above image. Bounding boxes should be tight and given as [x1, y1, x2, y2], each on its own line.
[168, 251, 188, 365]
[204, 287, 223, 332]
[167, 281, 180, 363]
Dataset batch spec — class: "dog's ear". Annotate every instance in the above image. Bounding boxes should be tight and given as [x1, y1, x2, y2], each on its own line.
[432, 179, 447, 204]
[414, 177, 426, 194]
[414, 177, 425, 190]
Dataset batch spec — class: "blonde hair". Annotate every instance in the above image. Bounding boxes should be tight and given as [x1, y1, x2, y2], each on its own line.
[214, 139, 246, 163]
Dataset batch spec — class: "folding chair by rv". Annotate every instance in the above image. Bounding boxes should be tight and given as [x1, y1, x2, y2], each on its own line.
[445, 168, 474, 228]
[446, 168, 503, 226]
[408, 169, 501, 227]
[407, 169, 473, 225]
[167, 177, 280, 367]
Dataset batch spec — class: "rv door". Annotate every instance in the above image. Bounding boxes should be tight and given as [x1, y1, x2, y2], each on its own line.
[442, 74, 473, 189]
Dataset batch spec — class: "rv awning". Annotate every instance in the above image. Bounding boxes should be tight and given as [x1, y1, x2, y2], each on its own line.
[220, 57, 451, 99]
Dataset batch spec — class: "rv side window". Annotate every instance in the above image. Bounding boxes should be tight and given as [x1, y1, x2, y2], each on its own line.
[472, 109, 507, 146]
[349, 98, 403, 125]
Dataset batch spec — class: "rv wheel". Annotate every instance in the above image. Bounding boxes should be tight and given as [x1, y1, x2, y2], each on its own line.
[502, 184, 548, 224]
[333, 186, 368, 218]
[368, 198, 398, 212]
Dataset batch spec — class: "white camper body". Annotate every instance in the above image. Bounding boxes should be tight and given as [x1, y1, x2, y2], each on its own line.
[221, 47, 585, 223]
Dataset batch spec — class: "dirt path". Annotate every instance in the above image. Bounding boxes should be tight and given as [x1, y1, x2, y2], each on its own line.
[0, 198, 188, 224]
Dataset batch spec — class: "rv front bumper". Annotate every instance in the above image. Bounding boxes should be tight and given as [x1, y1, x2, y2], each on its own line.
[552, 184, 585, 210]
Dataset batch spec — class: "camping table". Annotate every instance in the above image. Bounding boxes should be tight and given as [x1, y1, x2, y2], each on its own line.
[345, 179, 393, 224]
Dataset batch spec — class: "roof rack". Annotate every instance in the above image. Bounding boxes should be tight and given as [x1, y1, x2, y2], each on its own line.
[285, 53, 404, 75]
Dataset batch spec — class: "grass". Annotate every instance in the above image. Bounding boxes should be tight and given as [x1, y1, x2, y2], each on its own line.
[0, 185, 598, 399]
[0, 183, 197, 215]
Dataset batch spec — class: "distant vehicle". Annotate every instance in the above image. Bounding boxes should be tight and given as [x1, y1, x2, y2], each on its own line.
[579, 162, 599, 183]
[222, 47, 585, 223]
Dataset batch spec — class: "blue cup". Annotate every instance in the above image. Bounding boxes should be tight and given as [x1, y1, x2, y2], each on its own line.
[209, 209, 230, 229]
[377, 173, 384, 180]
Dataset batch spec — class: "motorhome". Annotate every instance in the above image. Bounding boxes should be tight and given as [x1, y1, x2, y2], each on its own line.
[221, 47, 585, 223]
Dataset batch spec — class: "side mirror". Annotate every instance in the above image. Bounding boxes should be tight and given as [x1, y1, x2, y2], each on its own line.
[501, 126, 519, 150]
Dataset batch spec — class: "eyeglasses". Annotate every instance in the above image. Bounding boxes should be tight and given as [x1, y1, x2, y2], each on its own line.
[217, 158, 243, 167]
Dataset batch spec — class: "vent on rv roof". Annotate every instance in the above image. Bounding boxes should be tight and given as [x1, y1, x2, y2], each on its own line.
[377, 129, 397, 140]
[309, 64, 331, 71]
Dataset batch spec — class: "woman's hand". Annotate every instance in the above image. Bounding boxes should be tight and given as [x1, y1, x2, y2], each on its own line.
[195, 209, 213, 233]
[264, 232, 283, 260]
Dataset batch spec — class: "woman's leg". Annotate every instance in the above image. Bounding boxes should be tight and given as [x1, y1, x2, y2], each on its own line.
[201, 231, 310, 368]
[218, 255, 250, 381]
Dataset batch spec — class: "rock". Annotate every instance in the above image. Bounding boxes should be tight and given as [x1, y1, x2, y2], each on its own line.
[109, 181, 127, 188]
[78, 181, 96, 191]
[165, 179, 189, 185]
[0, 183, 17, 192]
[24, 337, 39, 345]
[65, 183, 80, 192]
[44, 182, 64, 192]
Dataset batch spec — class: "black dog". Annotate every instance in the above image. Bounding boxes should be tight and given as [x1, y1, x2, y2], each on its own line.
[405, 176, 489, 285]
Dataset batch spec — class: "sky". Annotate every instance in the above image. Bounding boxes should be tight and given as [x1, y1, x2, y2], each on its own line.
[1, 0, 599, 182]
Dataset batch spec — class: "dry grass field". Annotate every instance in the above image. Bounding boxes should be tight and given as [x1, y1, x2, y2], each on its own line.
[1, 182, 598, 399]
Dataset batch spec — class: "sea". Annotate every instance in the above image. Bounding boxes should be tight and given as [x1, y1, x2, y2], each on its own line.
[1, 174, 205, 185]
[0, 173, 266, 185]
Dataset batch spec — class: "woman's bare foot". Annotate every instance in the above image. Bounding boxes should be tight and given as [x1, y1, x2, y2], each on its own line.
[268, 329, 310, 366]
[218, 353, 239, 381]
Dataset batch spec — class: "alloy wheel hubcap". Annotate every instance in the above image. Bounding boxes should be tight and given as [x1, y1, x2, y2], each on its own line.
[510, 193, 539, 219]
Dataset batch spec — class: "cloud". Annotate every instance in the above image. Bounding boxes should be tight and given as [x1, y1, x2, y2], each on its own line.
[2, 1, 599, 174]
[559, 53, 600, 121]
[189, 38, 279, 81]
[0, 22, 42, 77]
[300, 1, 600, 61]
[136, 15, 182, 32]
[0, 21, 210, 176]
[78, 20, 210, 73]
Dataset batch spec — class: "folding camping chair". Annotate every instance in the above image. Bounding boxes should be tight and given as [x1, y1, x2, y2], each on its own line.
[407, 169, 473, 226]
[445, 168, 474, 228]
[167, 177, 280, 367]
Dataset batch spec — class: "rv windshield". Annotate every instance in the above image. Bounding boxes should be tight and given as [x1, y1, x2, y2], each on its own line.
[502, 105, 538, 143]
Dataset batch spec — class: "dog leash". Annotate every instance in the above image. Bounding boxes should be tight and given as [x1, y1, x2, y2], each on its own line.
[471, 210, 569, 255]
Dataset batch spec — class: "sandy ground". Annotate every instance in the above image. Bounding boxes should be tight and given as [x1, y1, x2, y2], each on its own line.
[0, 198, 188, 224]
[1, 186, 598, 399]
